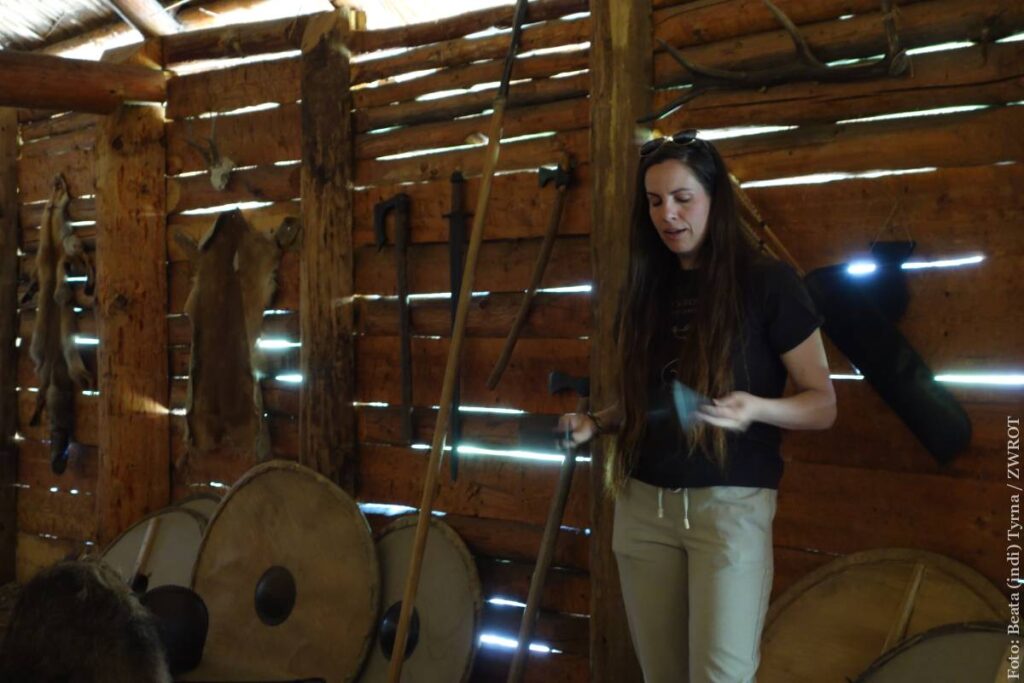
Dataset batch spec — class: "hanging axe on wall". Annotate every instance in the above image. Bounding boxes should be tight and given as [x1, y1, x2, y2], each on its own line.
[487, 157, 574, 390]
[374, 193, 414, 444]
[386, 0, 532, 679]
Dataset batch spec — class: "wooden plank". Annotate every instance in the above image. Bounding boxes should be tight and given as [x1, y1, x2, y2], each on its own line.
[482, 603, 589, 656]
[477, 556, 590, 617]
[772, 545, 840, 600]
[653, 0, 926, 49]
[358, 444, 591, 531]
[720, 106, 1024, 182]
[356, 72, 589, 133]
[352, 49, 589, 111]
[776, 459, 1005, 590]
[165, 103, 301, 175]
[163, 13, 314, 65]
[357, 96, 590, 161]
[16, 438, 98, 493]
[784, 380, 1017, 481]
[589, 0, 649, 678]
[15, 532, 86, 584]
[19, 126, 96, 160]
[0, 108, 19, 582]
[350, 17, 590, 86]
[355, 337, 588, 413]
[0, 50, 166, 114]
[16, 146, 95, 203]
[351, 0, 587, 55]
[353, 164, 592, 245]
[94, 104, 170, 546]
[653, 0, 1024, 87]
[473, 648, 588, 683]
[358, 405, 551, 452]
[355, 235, 591, 296]
[658, 40, 1024, 131]
[166, 57, 302, 119]
[299, 9, 357, 486]
[746, 163, 1024, 272]
[16, 486, 96, 540]
[167, 164, 301, 214]
[357, 291, 591, 339]
[356, 128, 589, 187]
[20, 112, 99, 142]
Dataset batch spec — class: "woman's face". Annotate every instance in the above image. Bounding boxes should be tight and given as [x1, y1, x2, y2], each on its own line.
[645, 159, 711, 269]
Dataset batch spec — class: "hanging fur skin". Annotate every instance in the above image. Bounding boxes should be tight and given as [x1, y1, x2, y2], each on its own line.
[27, 174, 95, 474]
[174, 210, 298, 469]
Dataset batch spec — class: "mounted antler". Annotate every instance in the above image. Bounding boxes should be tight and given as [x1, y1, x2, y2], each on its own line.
[642, 0, 910, 123]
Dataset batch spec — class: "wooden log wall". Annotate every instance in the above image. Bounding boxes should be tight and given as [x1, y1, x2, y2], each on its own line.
[650, 0, 1024, 597]
[12, 109, 100, 582]
[162, 1, 592, 680]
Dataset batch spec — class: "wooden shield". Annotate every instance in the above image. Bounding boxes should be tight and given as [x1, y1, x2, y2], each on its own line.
[175, 492, 221, 522]
[853, 622, 1010, 682]
[760, 549, 1008, 683]
[186, 461, 379, 682]
[358, 515, 482, 683]
[100, 506, 207, 589]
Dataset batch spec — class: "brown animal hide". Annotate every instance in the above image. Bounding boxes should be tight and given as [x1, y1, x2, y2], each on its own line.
[27, 174, 95, 474]
[176, 210, 297, 466]
[0, 560, 172, 683]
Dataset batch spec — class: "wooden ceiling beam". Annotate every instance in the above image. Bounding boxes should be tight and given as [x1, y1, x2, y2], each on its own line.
[0, 50, 166, 114]
[107, 0, 182, 38]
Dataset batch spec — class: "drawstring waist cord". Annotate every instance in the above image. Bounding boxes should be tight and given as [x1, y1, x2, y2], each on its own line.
[656, 487, 692, 530]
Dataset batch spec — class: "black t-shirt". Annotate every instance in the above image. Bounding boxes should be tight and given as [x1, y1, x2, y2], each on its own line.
[631, 258, 823, 490]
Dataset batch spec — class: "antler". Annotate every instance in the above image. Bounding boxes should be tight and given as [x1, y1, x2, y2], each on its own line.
[642, 0, 910, 123]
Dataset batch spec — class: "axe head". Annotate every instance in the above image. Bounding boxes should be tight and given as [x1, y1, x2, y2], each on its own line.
[548, 371, 589, 398]
[538, 163, 572, 189]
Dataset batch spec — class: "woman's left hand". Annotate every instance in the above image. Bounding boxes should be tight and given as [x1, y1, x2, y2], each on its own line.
[697, 391, 762, 432]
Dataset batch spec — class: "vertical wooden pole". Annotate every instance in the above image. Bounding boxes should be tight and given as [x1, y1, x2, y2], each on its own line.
[95, 103, 169, 545]
[589, 0, 650, 680]
[299, 10, 356, 487]
[0, 108, 19, 581]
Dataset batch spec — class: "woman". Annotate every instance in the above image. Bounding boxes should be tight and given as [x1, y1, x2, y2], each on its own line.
[561, 130, 836, 682]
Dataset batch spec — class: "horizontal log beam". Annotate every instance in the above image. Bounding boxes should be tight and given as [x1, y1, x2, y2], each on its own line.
[0, 51, 166, 114]
[110, 0, 182, 38]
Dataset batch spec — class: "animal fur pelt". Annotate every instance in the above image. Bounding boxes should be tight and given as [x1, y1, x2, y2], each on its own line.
[175, 210, 298, 468]
[26, 174, 95, 475]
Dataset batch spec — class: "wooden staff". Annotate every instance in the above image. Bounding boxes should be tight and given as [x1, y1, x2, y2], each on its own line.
[730, 173, 804, 276]
[386, 0, 532, 679]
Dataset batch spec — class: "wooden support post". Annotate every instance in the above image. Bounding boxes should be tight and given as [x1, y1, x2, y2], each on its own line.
[589, 0, 650, 680]
[109, 0, 181, 38]
[0, 50, 166, 114]
[0, 109, 19, 582]
[95, 103, 169, 545]
[299, 10, 357, 487]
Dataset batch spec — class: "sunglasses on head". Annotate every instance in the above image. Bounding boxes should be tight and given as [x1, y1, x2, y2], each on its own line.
[639, 129, 700, 156]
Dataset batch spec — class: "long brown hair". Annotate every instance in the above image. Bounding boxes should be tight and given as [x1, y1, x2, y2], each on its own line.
[609, 137, 756, 496]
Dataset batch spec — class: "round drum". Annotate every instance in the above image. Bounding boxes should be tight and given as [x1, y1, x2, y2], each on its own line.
[186, 461, 379, 682]
[760, 549, 1008, 683]
[175, 492, 221, 523]
[101, 507, 207, 589]
[358, 515, 482, 683]
[853, 622, 1010, 682]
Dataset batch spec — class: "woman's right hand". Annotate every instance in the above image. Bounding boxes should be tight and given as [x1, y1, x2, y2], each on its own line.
[557, 412, 598, 448]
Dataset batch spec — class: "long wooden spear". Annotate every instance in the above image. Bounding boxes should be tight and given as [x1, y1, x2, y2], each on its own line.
[386, 0, 532, 679]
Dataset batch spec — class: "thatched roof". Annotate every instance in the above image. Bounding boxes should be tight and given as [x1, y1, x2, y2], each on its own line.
[0, 0, 509, 55]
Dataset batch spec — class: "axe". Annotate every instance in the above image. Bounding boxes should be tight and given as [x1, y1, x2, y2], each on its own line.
[374, 193, 414, 445]
[486, 158, 574, 390]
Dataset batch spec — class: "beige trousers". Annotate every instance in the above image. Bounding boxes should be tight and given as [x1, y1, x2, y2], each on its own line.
[612, 478, 777, 683]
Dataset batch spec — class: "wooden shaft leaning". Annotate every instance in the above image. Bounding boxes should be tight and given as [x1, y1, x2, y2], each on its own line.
[507, 445, 577, 683]
[386, 96, 510, 683]
[487, 180, 569, 389]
